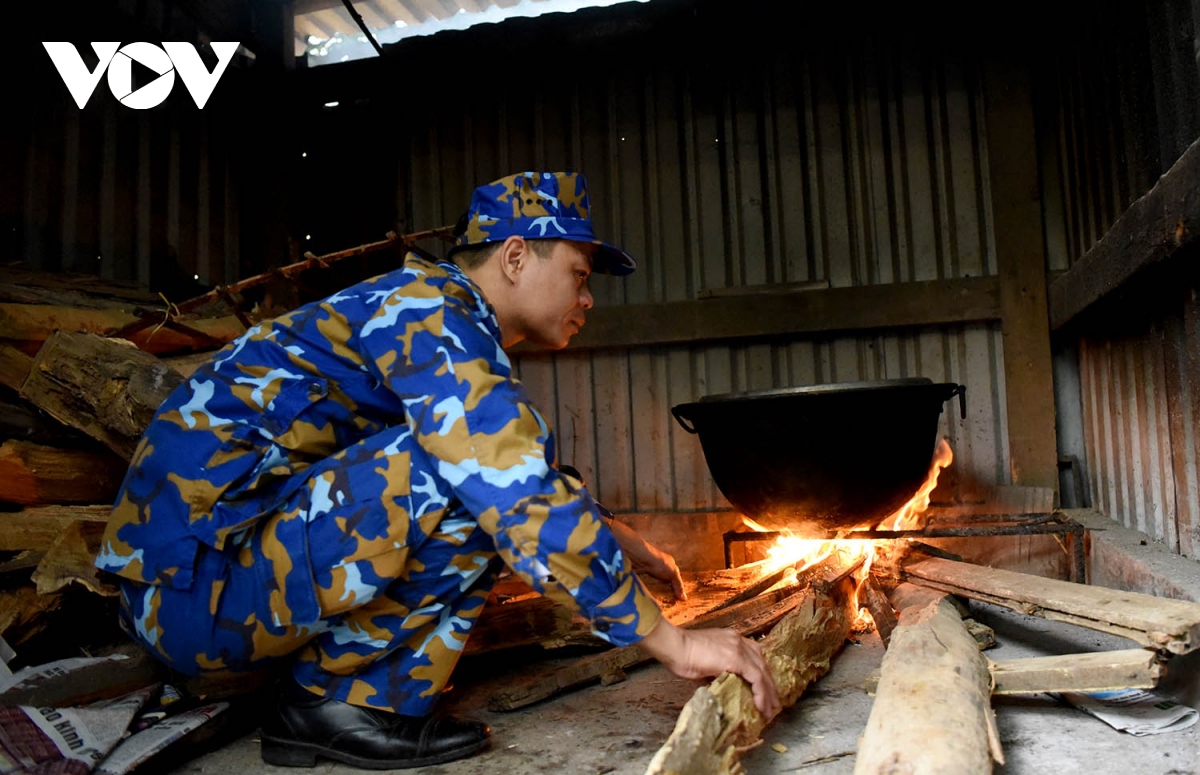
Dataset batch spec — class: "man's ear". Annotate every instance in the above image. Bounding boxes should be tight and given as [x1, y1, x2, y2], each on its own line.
[496, 236, 528, 284]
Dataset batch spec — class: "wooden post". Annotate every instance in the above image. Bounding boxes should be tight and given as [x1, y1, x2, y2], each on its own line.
[855, 584, 1002, 775]
[984, 56, 1059, 493]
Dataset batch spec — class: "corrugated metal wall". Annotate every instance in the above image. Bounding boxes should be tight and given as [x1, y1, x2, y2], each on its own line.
[396, 42, 1011, 512]
[1078, 296, 1200, 556]
[1047, 0, 1200, 555]
[9, 94, 241, 289]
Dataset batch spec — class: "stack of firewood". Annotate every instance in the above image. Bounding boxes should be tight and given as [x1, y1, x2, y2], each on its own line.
[0, 266, 247, 657]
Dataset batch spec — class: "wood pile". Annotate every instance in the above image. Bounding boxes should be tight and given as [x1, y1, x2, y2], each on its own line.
[0, 265, 248, 658]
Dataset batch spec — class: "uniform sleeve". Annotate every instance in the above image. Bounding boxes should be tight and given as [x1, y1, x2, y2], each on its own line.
[357, 281, 661, 646]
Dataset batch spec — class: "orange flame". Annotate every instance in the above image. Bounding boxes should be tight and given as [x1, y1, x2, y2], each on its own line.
[738, 437, 955, 632]
[878, 437, 953, 531]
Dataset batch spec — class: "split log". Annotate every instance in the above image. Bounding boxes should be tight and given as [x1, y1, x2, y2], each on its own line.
[0, 505, 112, 552]
[489, 579, 813, 712]
[19, 332, 183, 460]
[32, 520, 118, 597]
[904, 556, 1200, 654]
[0, 440, 127, 506]
[989, 649, 1163, 695]
[642, 574, 858, 775]
[0, 343, 33, 393]
[861, 574, 898, 647]
[0, 586, 63, 646]
[0, 303, 246, 355]
[855, 584, 1002, 775]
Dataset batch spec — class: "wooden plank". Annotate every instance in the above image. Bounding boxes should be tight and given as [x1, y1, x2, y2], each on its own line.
[643, 574, 858, 775]
[983, 56, 1058, 492]
[515, 276, 1000, 353]
[0, 505, 112, 552]
[905, 557, 1200, 654]
[0, 440, 127, 506]
[856, 584, 1002, 774]
[1049, 135, 1200, 330]
[989, 649, 1163, 695]
[20, 332, 183, 460]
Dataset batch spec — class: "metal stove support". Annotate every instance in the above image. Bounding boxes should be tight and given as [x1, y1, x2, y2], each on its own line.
[722, 511, 1088, 584]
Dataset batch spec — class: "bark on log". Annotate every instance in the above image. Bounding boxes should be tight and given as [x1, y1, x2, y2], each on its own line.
[854, 584, 1002, 775]
[642, 575, 858, 775]
[0, 505, 112, 552]
[19, 332, 182, 460]
[0, 440, 127, 506]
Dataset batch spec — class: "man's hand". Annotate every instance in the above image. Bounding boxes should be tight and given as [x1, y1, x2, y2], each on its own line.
[608, 519, 687, 601]
[639, 617, 781, 718]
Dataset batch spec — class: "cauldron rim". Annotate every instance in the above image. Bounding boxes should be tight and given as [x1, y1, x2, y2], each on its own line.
[688, 377, 936, 406]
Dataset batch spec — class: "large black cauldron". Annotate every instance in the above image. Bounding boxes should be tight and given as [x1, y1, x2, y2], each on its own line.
[671, 378, 965, 533]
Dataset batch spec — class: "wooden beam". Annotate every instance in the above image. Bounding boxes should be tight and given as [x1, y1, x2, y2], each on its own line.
[983, 57, 1059, 492]
[0, 505, 112, 552]
[855, 584, 1002, 775]
[989, 649, 1163, 695]
[904, 557, 1200, 655]
[518, 276, 1000, 352]
[1049, 132, 1200, 331]
[0, 304, 245, 355]
[20, 332, 183, 460]
[642, 575, 858, 775]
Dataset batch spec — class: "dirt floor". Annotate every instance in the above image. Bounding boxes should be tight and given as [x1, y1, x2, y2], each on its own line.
[163, 596, 1199, 775]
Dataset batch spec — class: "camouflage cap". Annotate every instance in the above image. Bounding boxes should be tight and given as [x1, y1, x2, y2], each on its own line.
[450, 171, 636, 276]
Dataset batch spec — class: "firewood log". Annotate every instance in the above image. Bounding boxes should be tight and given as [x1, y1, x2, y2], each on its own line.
[854, 584, 1002, 775]
[0, 440, 126, 506]
[19, 332, 183, 460]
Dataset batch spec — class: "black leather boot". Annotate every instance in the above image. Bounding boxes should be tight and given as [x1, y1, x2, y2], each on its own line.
[260, 680, 491, 769]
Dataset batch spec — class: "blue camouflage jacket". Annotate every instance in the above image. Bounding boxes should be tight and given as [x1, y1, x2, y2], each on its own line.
[96, 253, 661, 646]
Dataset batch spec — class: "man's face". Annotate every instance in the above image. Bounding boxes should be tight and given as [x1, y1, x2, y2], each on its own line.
[513, 240, 595, 350]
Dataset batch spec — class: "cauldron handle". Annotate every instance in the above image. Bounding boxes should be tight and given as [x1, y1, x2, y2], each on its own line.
[671, 405, 698, 434]
[950, 383, 967, 419]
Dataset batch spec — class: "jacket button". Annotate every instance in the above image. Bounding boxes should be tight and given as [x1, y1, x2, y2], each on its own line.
[308, 382, 325, 397]
[594, 620, 611, 633]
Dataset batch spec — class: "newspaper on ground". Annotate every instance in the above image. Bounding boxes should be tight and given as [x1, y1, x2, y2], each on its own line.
[1060, 688, 1200, 736]
[94, 702, 229, 775]
[0, 686, 155, 774]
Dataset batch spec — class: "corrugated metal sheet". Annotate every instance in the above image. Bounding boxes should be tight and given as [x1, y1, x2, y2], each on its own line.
[396, 41, 1016, 513]
[514, 326, 1007, 512]
[1078, 293, 1200, 557]
[12, 92, 242, 289]
[1040, 0, 1157, 272]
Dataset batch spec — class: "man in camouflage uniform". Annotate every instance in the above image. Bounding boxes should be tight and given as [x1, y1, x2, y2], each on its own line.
[97, 172, 779, 769]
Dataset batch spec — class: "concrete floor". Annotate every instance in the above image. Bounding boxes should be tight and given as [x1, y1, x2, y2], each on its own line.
[165, 602, 1199, 775]
[166, 513, 1200, 775]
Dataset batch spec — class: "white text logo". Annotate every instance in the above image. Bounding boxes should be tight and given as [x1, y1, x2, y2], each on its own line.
[42, 42, 239, 109]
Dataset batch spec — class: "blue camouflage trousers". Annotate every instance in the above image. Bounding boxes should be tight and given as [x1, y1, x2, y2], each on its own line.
[117, 424, 500, 716]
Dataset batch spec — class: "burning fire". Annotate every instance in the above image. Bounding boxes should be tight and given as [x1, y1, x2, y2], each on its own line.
[740, 438, 955, 630]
